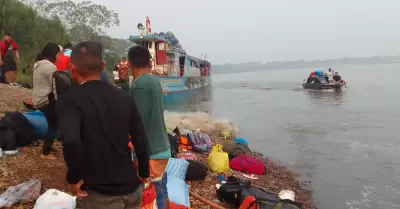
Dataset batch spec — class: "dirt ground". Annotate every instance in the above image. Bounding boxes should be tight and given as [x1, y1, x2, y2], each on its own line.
[0, 84, 316, 209]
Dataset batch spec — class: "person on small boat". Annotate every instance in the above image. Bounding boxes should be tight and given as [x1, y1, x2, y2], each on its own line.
[327, 68, 333, 83]
[333, 72, 341, 82]
[306, 73, 313, 84]
[333, 72, 347, 87]
[324, 72, 329, 83]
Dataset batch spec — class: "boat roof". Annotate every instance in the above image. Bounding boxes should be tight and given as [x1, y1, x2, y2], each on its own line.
[129, 34, 167, 43]
[186, 55, 210, 64]
[129, 34, 210, 65]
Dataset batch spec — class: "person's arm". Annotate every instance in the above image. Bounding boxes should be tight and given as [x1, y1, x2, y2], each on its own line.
[55, 97, 84, 184]
[128, 96, 150, 179]
[11, 40, 19, 60]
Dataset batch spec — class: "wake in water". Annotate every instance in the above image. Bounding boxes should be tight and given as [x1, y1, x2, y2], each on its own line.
[164, 111, 239, 136]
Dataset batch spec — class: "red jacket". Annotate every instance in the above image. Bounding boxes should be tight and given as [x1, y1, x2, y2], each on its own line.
[55, 54, 70, 71]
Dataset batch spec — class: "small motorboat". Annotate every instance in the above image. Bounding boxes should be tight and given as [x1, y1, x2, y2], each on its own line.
[302, 82, 345, 90]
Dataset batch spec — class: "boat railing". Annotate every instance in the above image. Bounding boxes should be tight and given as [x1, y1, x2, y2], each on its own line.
[152, 63, 211, 77]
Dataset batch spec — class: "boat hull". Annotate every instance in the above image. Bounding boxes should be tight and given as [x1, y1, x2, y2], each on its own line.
[157, 76, 212, 102]
[302, 83, 344, 90]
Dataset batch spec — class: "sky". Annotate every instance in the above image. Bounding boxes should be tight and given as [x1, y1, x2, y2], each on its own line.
[91, 0, 400, 64]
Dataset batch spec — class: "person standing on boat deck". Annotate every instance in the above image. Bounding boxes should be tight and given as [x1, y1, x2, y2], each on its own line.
[128, 45, 171, 209]
[327, 68, 333, 83]
[56, 41, 150, 209]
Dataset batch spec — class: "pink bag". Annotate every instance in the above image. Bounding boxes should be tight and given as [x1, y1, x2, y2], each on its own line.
[229, 155, 265, 175]
[177, 152, 198, 160]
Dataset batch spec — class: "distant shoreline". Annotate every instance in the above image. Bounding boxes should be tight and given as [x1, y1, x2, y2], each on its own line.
[213, 56, 400, 74]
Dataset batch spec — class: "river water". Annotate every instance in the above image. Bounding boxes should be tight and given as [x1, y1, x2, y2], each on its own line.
[165, 63, 400, 209]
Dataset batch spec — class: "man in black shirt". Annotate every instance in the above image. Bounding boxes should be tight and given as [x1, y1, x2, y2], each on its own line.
[333, 72, 341, 82]
[56, 41, 150, 209]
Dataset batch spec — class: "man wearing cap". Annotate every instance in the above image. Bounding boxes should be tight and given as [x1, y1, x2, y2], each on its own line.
[0, 33, 20, 85]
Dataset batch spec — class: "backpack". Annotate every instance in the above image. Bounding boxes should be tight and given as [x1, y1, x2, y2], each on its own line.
[230, 155, 266, 175]
[186, 131, 212, 153]
[1, 112, 37, 147]
[221, 140, 252, 160]
[239, 187, 302, 209]
[185, 160, 208, 181]
[168, 133, 179, 158]
[217, 183, 248, 207]
[0, 125, 17, 151]
[52, 70, 74, 101]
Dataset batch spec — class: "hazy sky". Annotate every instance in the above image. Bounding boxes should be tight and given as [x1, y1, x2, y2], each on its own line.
[92, 0, 400, 64]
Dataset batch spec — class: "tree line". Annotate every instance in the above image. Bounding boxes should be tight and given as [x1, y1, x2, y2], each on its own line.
[0, 0, 132, 85]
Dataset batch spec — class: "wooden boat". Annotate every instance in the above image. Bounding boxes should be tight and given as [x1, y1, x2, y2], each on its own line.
[129, 17, 211, 102]
[302, 82, 344, 90]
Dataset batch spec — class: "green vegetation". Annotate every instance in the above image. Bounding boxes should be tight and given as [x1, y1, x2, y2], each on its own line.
[0, 0, 132, 86]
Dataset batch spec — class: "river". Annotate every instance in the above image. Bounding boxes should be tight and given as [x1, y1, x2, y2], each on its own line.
[165, 63, 400, 209]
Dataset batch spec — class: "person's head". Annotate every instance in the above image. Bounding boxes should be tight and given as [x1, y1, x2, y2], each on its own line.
[122, 57, 127, 62]
[36, 42, 61, 63]
[63, 42, 73, 50]
[335, 72, 339, 75]
[3, 33, 12, 41]
[328, 68, 331, 72]
[69, 41, 105, 84]
[127, 45, 152, 77]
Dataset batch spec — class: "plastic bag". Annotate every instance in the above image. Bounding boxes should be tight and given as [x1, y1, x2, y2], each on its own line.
[207, 144, 230, 173]
[34, 189, 76, 209]
[0, 179, 41, 208]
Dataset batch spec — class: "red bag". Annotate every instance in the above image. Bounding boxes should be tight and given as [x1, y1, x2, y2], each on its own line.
[141, 184, 157, 209]
[229, 155, 265, 175]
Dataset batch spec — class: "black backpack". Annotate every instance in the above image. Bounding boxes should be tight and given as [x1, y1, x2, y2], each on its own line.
[168, 133, 179, 158]
[185, 160, 208, 181]
[217, 182, 248, 207]
[0, 112, 37, 149]
[52, 70, 74, 101]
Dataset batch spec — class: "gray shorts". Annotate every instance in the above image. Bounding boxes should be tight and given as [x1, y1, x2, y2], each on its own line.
[78, 186, 143, 209]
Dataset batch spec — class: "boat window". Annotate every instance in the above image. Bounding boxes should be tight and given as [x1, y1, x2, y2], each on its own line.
[159, 42, 165, 50]
[148, 41, 152, 49]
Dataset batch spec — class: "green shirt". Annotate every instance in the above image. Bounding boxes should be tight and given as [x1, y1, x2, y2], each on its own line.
[130, 74, 170, 158]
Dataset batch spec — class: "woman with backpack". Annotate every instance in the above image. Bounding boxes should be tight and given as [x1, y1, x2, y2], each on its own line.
[32, 42, 62, 160]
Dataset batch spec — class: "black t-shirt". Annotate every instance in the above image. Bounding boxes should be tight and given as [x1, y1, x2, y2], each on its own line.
[333, 75, 341, 82]
[56, 81, 150, 195]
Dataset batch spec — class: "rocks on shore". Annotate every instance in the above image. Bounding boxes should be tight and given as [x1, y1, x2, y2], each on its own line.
[0, 83, 316, 209]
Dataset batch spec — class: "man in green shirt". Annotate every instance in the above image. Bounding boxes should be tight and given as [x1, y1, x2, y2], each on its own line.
[128, 45, 171, 209]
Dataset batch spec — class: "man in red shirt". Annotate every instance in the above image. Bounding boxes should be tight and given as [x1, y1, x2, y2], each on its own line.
[55, 52, 70, 71]
[55, 42, 72, 71]
[0, 33, 20, 85]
